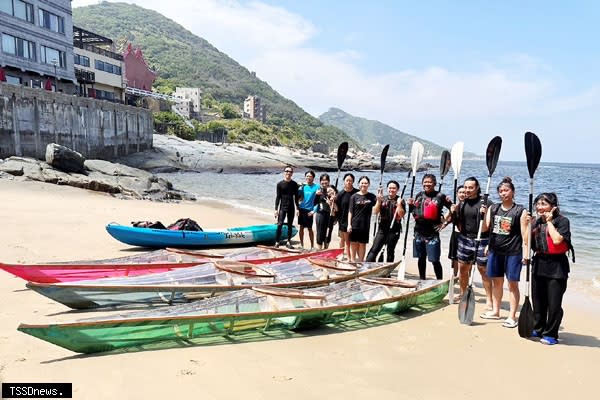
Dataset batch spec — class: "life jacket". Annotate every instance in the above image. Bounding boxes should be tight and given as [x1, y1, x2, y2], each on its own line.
[533, 218, 575, 262]
[413, 192, 443, 221]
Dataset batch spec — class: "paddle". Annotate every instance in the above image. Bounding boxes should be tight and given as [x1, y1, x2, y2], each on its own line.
[327, 142, 350, 246]
[518, 131, 542, 338]
[333, 142, 349, 188]
[447, 142, 464, 304]
[459, 136, 502, 324]
[397, 142, 424, 280]
[438, 150, 452, 191]
[373, 144, 390, 236]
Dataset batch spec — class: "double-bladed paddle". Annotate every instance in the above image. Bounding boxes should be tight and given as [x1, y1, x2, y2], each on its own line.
[334, 142, 349, 189]
[518, 132, 542, 338]
[327, 142, 350, 244]
[397, 142, 424, 280]
[458, 136, 502, 324]
[438, 150, 452, 191]
[448, 142, 464, 304]
[373, 145, 390, 236]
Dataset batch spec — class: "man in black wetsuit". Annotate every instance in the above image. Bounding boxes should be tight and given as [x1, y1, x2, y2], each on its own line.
[274, 166, 299, 248]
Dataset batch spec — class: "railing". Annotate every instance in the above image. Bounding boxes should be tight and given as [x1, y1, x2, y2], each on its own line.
[76, 44, 123, 61]
[74, 68, 95, 83]
[125, 87, 182, 102]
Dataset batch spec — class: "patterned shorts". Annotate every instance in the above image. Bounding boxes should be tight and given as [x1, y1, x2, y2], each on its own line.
[457, 235, 488, 265]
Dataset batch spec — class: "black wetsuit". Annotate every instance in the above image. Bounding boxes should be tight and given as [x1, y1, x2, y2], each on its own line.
[366, 196, 404, 262]
[275, 179, 299, 243]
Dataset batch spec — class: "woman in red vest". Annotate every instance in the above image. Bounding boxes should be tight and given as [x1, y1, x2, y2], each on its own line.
[530, 192, 573, 345]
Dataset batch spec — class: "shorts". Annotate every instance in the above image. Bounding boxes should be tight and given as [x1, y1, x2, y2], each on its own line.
[457, 235, 489, 266]
[349, 228, 370, 244]
[298, 209, 314, 228]
[487, 252, 522, 281]
[413, 234, 441, 262]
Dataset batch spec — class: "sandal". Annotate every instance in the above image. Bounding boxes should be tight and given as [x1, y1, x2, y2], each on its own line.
[502, 318, 518, 328]
[480, 312, 500, 320]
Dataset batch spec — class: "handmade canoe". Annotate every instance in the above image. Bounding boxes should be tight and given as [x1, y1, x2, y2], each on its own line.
[1, 247, 341, 284]
[106, 223, 298, 248]
[25, 257, 394, 309]
[18, 278, 449, 353]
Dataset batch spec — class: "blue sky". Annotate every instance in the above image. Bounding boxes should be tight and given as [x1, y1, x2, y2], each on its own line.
[73, 1, 600, 163]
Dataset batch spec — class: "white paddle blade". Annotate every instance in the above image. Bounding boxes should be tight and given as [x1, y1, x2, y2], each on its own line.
[450, 141, 464, 178]
[411, 142, 425, 174]
[397, 258, 407, 280]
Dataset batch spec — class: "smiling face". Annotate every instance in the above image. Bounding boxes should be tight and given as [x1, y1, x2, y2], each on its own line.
[463, 180, 479, 199]
[422, 177, 436, 194]
[387, 182, 399, 198]
[358, 177, 370, 193]
[457, 187, 466, 202]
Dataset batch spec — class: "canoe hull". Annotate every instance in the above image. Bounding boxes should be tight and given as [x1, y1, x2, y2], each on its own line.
[1, 246, 337, 283]
[18, 279, 449, 353]
[106, 223, 297, 248]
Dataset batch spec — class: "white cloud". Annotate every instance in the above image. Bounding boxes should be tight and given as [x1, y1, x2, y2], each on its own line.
[72, 0, 600, 162]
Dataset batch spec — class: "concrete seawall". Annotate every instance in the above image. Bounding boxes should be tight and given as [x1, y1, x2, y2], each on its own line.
[0, 83, 153, 160]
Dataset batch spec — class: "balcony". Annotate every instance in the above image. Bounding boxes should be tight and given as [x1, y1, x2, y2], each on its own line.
[75, 68, 95, 84]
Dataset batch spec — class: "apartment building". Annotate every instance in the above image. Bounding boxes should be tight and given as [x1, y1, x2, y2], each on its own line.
[243, 95, 266, 123]
[173, 87, 202, 120]
[73, 25, 124, 102]
[0, 0, 76, 91]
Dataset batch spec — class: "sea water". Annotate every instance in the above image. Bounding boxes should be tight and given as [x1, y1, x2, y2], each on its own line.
[157, 160, 600, 301]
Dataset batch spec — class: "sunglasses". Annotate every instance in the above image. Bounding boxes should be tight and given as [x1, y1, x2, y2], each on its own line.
[284, 170, 293, 173]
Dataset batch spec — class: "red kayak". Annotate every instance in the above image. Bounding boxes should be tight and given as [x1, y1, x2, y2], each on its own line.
[0, 247, 342, 283]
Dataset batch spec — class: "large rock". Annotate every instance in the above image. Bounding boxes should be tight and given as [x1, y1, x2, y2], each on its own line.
[0, 156, 191, 202]
[45, 143, 86, 174]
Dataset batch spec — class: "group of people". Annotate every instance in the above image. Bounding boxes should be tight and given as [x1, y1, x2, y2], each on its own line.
[274, 166, 572, 345]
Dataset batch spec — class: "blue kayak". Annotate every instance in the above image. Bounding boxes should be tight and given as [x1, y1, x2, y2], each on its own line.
[106, 223, 297, 248]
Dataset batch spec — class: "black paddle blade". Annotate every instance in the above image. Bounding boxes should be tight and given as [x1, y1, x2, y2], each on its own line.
[458, 286, 476, 325]
[440, 150, 451, 179]
[380, 144, 390, 174]
[518, 296, 535, 338]
[337, 142, 349, 170]
[524, 132, 542, 179]
[485, 136, 502, 176]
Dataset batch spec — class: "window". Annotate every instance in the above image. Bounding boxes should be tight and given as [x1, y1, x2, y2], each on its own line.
[5, 75, 21, 85]
[40, 45, 65, 67]
[74, 54, 90, 67]
[38, 8, 64, 34]
[2, 33, 35, 60]
[93, 59, 122, 75]
[0, 0, 12, 15]
[1, 0, 34, 22]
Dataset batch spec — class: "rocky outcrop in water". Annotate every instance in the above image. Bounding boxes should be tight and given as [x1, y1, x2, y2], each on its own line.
[118, 134, 428, 174]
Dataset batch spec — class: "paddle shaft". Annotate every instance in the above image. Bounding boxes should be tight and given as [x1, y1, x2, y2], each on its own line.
[401, 175, 417, 257]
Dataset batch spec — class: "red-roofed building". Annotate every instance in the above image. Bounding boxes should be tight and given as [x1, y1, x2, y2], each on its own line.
[123, 43, 157, 91]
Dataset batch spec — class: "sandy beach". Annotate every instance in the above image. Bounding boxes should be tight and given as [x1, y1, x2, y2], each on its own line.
[1, 179, 598, 400]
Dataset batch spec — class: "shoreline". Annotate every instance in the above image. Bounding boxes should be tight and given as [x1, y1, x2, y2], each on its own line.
[1, 179, 598, 399]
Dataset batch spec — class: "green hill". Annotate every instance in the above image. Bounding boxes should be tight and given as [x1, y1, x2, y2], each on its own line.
[72, 2, 358, 150]
[319, 107, 479, 158]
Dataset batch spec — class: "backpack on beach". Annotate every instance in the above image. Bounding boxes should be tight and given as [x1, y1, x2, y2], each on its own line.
[167, 218, 203, 231]
[131, 221, 166, 229]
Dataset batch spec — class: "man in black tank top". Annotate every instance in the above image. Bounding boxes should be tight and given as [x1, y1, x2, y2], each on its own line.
[274, 166, 299, 248]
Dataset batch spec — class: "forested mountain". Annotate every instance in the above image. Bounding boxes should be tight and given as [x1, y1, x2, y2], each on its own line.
[320, 108, 479, 158]
[73, 2, 358, 150]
